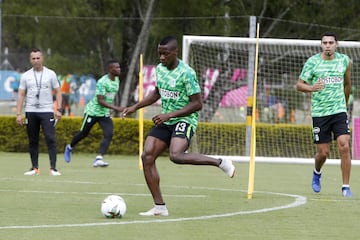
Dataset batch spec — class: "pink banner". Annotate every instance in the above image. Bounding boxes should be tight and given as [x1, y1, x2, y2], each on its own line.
[353, 117, 360, 160]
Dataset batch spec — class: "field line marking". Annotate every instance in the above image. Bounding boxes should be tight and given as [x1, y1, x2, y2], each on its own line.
[309, 198, 354, 202]
[0, 189, 206, 198]
[0, 191, 306, 230]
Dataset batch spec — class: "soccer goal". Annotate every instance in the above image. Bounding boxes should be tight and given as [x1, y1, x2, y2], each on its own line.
[182, 35, 360, 163]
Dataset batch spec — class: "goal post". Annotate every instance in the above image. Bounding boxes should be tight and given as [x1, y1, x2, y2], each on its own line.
[182, 35, 360, 162]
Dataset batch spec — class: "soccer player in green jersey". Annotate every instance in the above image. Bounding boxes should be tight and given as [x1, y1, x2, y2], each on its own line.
[296, 32, 353, 197]
[122, 36, 236, 216]
[64, 60, 124, 167]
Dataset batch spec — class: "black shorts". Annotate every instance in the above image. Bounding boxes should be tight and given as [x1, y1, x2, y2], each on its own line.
[312, 112, 350, 144]
[147, 122, 194, 146]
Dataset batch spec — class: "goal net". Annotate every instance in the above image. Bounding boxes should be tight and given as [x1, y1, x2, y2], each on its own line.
[182, 35, 360, 162]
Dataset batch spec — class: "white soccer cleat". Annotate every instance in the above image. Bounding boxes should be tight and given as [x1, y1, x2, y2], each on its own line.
[24, 168, 40, 176]
[50, 169, 62, 176]
[93, 159, 109, 167]
[219, 158, 235, 178]
[139, 205, 169, 216]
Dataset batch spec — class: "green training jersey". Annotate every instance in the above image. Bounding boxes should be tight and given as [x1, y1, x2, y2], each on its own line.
[84, 74, 120, 117]
[156, 60, 201, 129]
[299, 52, 350, 117]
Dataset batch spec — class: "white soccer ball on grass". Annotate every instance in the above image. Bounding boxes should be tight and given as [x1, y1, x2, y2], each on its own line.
[101, 195, 127, 218]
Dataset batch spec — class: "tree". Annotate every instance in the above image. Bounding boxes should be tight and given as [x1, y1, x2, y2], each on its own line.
[119, 0, 156, 108]
[2, 0, 360, 117]
[2, 0, 127, 76]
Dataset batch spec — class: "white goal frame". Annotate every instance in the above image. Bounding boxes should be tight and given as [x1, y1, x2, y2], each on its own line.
[183, 35, 360, 63]
[182, 35, 360, 165]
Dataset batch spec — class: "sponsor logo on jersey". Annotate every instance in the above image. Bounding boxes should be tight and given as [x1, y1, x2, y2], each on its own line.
[159, 88, 180, 99]
[318, 76, 343, 84]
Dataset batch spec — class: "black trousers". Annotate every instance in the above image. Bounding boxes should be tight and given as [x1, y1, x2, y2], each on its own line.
[25, 112, 57, 169]
[70, 114, 114, 156]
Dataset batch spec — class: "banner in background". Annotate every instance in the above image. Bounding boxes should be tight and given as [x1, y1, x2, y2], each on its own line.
[2, 66, 249, 107]
[0, 70, 96, 104]
[0, 70, 20, 100]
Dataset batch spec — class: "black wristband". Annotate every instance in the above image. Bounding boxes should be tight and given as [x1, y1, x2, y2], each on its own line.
[57, 108, 63, 112]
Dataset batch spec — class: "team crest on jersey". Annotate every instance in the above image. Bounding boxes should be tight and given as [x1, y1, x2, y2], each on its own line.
[170, 78, 176, 87]
[337, 64, 345, 73]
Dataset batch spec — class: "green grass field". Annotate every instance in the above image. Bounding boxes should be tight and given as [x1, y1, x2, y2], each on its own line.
[0, 152, 359, 240]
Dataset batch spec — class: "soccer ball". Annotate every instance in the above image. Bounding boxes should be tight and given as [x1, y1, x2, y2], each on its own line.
[101, 195, 127, 218]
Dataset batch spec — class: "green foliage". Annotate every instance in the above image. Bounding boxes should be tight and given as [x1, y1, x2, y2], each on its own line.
[6, 0, 360, 72]
[0, 116, 28, 152]
[195, 122, 321, 158]
[256, 123, 314, 157]
[46, 53, 99, 76]
[1, 116, 343, 159]
[1, 116, 144, 154]
[195, 122, 246, 155]
[3, 0, 127, 76]
[3, 0, 360, 109]
[57, 117, 154, 155]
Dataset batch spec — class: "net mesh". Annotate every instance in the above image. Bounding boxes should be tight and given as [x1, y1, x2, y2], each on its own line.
[183, 36, 360, 159]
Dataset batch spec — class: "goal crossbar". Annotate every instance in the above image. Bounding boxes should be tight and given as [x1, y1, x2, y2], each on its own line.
[183, 35, 360, 64]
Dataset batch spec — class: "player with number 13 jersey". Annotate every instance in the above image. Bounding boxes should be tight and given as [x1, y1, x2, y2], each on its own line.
[155, 59, 201, 130]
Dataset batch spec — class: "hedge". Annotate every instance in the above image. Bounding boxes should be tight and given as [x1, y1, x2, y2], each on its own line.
[0, 116, 344, 159]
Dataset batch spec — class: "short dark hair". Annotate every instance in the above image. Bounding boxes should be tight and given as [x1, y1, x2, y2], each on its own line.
[159, 36, 177, 46]
[106, 59, 119, 66]
[321, 32, 337, 41]
[31, 47, 42, 53]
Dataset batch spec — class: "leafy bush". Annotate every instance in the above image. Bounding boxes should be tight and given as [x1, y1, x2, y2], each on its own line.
[1, 116, 344, 159]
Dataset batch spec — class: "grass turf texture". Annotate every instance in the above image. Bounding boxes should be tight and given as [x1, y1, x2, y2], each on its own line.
[0, 152, 359, 240]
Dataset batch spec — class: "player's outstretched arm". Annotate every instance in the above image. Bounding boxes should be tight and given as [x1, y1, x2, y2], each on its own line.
[122, 88, 160, 118]
[97, 95, 124, 113]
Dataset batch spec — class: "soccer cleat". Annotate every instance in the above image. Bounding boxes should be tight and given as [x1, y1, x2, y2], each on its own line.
[312, 171, 321, 193]
[50, 168, 62, 176]
[64, 144, 72, 163]
[93, 158, 109, 167]
[24, 168, 40, 176]
[139, 205, 169, 216]
[219, 158, 235, 178]
[342, 187, 353, 197]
